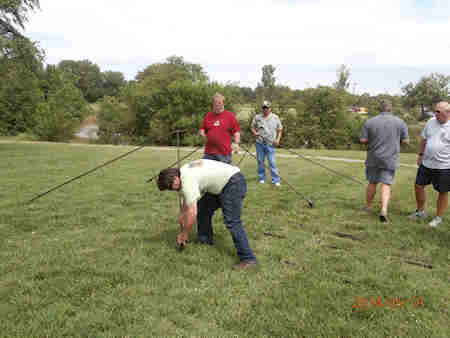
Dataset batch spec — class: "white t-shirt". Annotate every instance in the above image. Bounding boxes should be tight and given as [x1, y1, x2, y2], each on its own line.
[180, 159, 240, 205]
[422, 117, 450, 169]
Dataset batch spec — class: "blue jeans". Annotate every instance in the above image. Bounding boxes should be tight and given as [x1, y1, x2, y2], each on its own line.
[197, 153, 232, 244]
[203, 153, 232, 164]
[198, 173, 256, 262]
[255, 142, 280, 183]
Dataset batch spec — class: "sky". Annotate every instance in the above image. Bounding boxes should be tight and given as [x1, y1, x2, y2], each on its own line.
[24, 0, 450, 95]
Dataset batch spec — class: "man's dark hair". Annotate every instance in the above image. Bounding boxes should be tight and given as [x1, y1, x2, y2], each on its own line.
[157, 168, 180, 191]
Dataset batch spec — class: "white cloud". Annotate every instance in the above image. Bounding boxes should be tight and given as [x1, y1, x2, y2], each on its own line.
[25, 0, 450, 94]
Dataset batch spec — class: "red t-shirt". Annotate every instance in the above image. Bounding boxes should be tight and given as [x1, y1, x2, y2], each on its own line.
[200, 110, 240, 155]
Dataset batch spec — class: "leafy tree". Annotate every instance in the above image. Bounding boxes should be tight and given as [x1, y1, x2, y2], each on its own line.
[333, 64, 351, 91]
[144, 81, 210, 144]
[239, 86, 256, 102]
[32, 67, 88, 141]
[294, 86, 352, 148]
[118, 77, 240, 145]
[57, 59, 104, 102]
[102, 70, 126, 97]
[402, 73, 450, 120]
[0, 0, 40, 32]
[147, 81, 239, 144]
[0, 1, 46, 136]
[136, 55, 208, 88]
[272, 85, 295, 114]
[259, 64, 276, 101]
[0, 0, 43, 72]
[0, 62, 42, 134]
[96, 96, 134, 144]
[0, 32, 42, 70]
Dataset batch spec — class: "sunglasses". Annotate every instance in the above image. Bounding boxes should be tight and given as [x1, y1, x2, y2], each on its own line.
[435, 110, 441, 114]
[262, 106, 269, 109]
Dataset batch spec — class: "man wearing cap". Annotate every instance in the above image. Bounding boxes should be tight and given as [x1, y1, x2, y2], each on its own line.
[251, 100, 283, 186]
[360, 100, 409, 223]
[408, 101, 450, 228]
[197, 93, 240, 245]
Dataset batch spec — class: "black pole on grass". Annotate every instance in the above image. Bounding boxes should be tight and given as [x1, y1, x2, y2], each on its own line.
[285, 148, 364, 185]
[27, 141, 151, 204]
[146, 145, 203, 183]
[239, 143, 314, 208]
[235, 147, 247, 167]
[176, 130, 185, 251]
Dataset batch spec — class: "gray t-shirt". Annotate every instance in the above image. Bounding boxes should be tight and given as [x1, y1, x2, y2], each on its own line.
[421, 117, 450, 169]
[251, 113, 282, 146]
[360, 112, 409, 170]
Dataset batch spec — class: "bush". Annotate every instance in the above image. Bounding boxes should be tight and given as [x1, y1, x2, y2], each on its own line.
[119, 80, 242, 146]
[273, 87, 354, 149]
[0, 67, 42, 135]
[96, 96, 135, 144]
[31, 69, 88, 142]
[32, 103, 79, 142]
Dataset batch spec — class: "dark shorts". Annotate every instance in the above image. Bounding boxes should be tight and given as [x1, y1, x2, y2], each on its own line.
[366, 167, 395, 185]
[415, 165, 450, 193]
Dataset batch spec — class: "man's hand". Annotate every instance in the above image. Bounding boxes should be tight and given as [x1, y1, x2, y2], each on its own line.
[232, 143, 241, 154]
[274, 140, 280, 147]
[176, 203, 195, 249]
[176, 231, 189, 247]
[417, 154, 423, 166]
[199, 129, 207, 144]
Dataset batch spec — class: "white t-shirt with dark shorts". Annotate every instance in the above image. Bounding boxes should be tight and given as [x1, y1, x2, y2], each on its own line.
[415, 118, 450, 192]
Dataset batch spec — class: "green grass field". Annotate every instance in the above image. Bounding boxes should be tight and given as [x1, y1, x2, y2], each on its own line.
[1, 141, 449, 337]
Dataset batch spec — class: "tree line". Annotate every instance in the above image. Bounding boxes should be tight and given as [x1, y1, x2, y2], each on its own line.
[1, 1, 449, 150]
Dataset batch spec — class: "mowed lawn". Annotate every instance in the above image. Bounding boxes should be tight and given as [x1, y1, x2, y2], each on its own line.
[0, 142, 448, 337]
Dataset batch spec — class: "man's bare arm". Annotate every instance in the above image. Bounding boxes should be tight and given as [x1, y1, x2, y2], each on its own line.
[233, 131, 240, 144]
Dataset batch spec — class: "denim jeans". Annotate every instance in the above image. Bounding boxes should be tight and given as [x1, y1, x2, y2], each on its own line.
[255, 141, 280, 183]
[198, 172, 256, 262]
[202, 153, 232, 164]
[197, 153, 232, 244]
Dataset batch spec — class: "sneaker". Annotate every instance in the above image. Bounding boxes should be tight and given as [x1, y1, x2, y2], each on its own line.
[379, 214, 389, 223]
[259, 180, 265, 184]
[274, 182, 280, 187]
[428, 216, 442, 228]
[232, 260, 258, 270]
[408, 210, 428, 220]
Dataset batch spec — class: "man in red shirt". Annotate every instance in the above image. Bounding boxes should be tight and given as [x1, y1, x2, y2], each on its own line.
[197, 93, 241, 244]
[199, 92, 240, 163]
